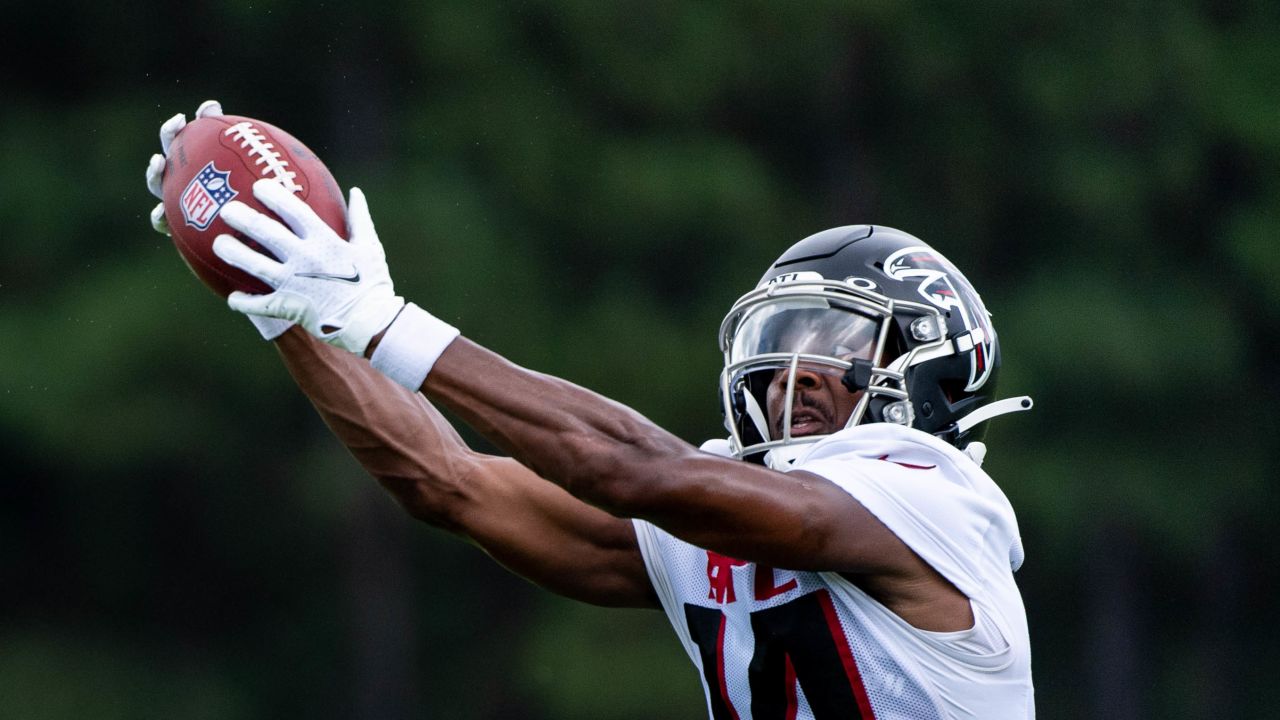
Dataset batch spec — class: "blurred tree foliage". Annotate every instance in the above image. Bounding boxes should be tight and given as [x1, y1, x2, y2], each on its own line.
[1, 1, 1276, 718]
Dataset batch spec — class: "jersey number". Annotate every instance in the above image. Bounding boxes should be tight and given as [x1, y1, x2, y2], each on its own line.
[685, 590, 875, 719]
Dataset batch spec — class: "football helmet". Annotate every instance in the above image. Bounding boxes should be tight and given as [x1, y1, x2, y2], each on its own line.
[719, 225, 1031, 467]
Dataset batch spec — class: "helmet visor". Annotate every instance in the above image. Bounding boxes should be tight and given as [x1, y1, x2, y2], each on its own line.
[728, 298, 881, 365]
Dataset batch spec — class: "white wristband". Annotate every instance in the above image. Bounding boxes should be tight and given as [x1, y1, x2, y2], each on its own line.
[369, 303, 460, 391]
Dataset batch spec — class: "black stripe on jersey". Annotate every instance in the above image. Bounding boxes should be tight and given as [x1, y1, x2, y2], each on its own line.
[685, 604, 741, 720]
[686, 591, 873, 720]
[749, 590, 872, 719]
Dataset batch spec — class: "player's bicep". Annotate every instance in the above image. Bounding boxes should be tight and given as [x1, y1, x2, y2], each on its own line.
[455, 456, 658, 609]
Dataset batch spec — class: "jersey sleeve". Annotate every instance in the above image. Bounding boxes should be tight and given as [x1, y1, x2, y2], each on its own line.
[633, 436, 733, 626]
[794, 427, 1018, 601]
[632, 435, 729, 621]
[631, 518, 699, 663]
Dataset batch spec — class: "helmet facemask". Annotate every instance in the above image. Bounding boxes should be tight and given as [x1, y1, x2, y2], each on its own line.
[719, 278, 949, 468]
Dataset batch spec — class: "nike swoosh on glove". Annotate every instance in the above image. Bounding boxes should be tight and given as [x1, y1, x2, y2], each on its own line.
[212, 179, 405, 355]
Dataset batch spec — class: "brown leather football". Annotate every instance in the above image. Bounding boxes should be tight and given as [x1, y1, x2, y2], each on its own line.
[162, 114, 347, 297]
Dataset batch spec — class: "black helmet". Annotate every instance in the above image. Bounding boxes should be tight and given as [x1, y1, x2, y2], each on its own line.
[718, 225, 1031, 467]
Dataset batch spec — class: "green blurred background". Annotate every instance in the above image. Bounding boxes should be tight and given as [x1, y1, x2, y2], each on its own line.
[2, 1, 1277, 718]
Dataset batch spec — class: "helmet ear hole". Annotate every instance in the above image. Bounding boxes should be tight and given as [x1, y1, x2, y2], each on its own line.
[882, 325, 907, 365]
[939, 379, 965, 404]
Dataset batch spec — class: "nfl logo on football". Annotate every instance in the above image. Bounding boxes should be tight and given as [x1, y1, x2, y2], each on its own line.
[181, 162, 238, 230]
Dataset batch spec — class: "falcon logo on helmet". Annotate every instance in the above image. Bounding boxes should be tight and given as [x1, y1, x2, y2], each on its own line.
[883, 246, 996, 392]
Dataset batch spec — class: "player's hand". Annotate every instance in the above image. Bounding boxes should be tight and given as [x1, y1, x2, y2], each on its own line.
[146, 100, 224, 236]
[145, 100, 292, 341]
[212, 179, 406, 356]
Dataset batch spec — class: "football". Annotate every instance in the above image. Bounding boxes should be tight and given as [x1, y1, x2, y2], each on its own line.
[162, 114, 347, 297]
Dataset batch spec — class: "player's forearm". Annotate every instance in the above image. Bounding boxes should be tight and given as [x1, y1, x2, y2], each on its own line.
[274, 328, 478, 530]
[280, 330, 658, 607]
[419, 340, 863, 572]
[422, 337, 691, 516]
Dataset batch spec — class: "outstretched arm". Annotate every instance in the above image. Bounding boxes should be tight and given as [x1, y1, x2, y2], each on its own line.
[212, 179, 970, 631]
[420, 337, 904, 573]
[415, 339, 971, 631]
[142, 103, 654, 609]
[274, 327, 656, 609]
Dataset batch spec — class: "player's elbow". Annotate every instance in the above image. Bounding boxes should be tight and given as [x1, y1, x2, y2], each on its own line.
[374, 477, 442, 530]
[560, 435, 689, 519]
[372, 466, 472, 534]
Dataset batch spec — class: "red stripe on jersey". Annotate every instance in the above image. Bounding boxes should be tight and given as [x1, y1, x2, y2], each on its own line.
[716, 613, 742, 720]
[784, 653, 798, 720]
[817, 590, 876, 718]
[877, 454, 936, 470]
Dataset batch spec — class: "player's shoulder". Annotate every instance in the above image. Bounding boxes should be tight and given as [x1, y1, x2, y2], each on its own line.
[791, 423, 1014, 512]
[697, 427, 982, 485]
[799, 423, 972, 470]
[800, 424, 1025, 571]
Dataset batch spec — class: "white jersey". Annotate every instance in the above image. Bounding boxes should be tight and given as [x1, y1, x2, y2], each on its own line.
[632, 423, 1034, 719]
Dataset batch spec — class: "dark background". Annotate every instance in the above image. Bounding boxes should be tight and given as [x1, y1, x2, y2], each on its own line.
[2, 2, 1277, 718]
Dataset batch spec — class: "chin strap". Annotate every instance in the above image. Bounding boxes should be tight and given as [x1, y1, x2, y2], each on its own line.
[954, 396, 1034, 435]
[741, 390, 772, 446]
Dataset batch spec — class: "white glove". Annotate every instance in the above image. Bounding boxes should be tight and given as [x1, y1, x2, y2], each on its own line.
[145, 100, 291, 340]
[145, 99, 224, 235]
[212, 179, 407, 356]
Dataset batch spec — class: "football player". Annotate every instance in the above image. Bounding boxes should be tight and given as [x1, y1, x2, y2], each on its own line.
[147, 102, 1037, 719]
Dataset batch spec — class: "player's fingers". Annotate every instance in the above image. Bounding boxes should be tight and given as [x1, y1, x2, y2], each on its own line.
[149, 203, 171, 237]
[253, 179, 326, 238]
[195, 100, 224, 118]
[228, 291, 306, 324]
[213, 234, 289, 288]
[219, 200, 298, 259]
[227, 290, 272, 315]
[227, 290, 279, 317]
[346, 188, 377, 247]
[159, 112, 186, 155]
[146, 154, 166, 199]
